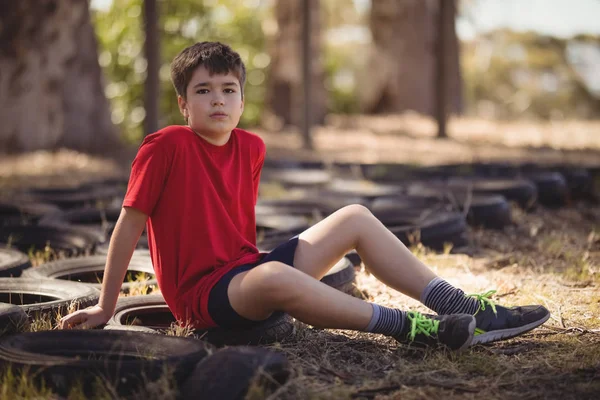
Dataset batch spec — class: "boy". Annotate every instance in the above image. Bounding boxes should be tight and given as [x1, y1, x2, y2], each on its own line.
[59, 42, 549, 350]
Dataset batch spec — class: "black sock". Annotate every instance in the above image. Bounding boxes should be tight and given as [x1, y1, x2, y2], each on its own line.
[365, 304, 407, 337]
[421, 277, 479, 315]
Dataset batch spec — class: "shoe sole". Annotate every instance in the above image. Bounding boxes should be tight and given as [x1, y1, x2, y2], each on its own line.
[471, 311, 551, 345]
[455, 316, 477, 351]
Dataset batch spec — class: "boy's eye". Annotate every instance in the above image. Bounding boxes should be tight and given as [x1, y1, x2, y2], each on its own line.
[224, 88, 236, 93]
[196, 89, 209, 94]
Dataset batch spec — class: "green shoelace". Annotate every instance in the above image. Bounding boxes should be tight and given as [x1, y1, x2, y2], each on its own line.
[466, 290, 498, 316]
[406, 311, 439, 341]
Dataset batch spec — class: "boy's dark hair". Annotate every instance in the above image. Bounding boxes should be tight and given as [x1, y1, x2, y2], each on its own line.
[170, 41, 246, 99]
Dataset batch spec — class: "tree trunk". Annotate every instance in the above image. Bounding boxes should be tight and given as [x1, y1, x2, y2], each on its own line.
[0, 0, 120, 154]
[362, 0, 462, 117]
[265, 0, 326, 128]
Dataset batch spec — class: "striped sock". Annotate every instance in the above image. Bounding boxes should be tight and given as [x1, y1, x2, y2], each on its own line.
[365, 304, 407, 337]
[421, 277, 479, 315]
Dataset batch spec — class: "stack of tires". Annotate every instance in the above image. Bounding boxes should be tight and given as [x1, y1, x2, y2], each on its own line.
[0, 160, 597, 398]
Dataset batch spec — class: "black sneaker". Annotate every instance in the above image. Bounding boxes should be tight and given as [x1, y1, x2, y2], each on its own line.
[467, 290, 551, 345]
[394, 311, 476, 351]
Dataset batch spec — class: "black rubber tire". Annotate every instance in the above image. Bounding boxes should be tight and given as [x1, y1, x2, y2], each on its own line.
[0, 278, 99, 319]
[179, 346, 291, 400]
[0, 225, 99, 257]
[320, 257, 356, 294]
[0, 330, 210, 397]
[0, 201, 61, 226]
[461, 195, 512, 229]
[344, 250, 362, 267]
[375, 191, 512, 230]
[95, 235, 149, 255]
[0, 247, 31, 277]
[0, 303, 29, 336]
[446, 178, 538, 210]
[106, 294, 177, 331]
[360, 163, 425, 182]
[21, 255, 156, 294]
[256, 214, 310, 251]
[387, 211, 469, 251]
[38, 207, 122, 243]
[200, 312, 296, 347]
[256, 198, 338, 221]
[20, 184, 122, 209]
[319, 179, 403, 202]
[524, 172, 569, 208]
[106, 294, 296, 346]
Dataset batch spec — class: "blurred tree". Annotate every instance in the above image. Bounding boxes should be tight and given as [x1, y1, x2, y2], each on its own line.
[361, 0, 463, 117]
[462, 30, 600, 119]
[143, 0, 160, 136]
[0, 0, 120, 153]
[264, 0, 327, 129]
[93, 0, 270, 144]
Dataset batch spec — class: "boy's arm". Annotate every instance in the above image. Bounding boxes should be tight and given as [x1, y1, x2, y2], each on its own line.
[58, 206, 148, 329]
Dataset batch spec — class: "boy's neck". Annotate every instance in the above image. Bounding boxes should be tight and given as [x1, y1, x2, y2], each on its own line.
[190, 128, 232, 146]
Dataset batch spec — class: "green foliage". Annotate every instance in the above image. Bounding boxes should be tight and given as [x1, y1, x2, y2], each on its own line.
[92, 0, 270, 144]
[462, 29, 600, 120]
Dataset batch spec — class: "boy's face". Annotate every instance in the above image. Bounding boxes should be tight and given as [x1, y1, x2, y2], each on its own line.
[178, 65, 244, 141]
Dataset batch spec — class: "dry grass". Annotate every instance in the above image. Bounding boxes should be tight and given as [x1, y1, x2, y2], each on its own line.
[260, 202, 599, 400]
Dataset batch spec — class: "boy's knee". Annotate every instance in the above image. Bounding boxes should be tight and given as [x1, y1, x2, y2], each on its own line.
[341, 204, 373, 220]
[252, 262, 297, 295]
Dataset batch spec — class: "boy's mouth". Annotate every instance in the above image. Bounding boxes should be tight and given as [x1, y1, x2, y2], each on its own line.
[210, 112, 228, 117]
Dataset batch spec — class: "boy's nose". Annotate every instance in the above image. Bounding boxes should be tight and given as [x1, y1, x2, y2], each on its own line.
[211, 96, 225, 106]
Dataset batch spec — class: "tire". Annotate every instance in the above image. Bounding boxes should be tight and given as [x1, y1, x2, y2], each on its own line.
[106, 294, 296, 346]
[106, 294, 176, 331]
[447, 178, 538, 210]
[375, 191, 512, 230]
[461, 195, 512, 229]
[319, 179, 403, 202]
[21, 255, 157, 294]
[320, 257, 356, 295]
[20, 184, 122, 209]
[179, 346, 291, 400]
[0, 330, 210, 397]
[0, 225, 99, 257]
[0, 247, 31, 277]
[386, 211, 469, 251]
[256, 214, 310, 251]
[200, 312, 296, 347]
[38, 207, 122, 243]
[0, 303, 29, 336]
[0, 278, 99, 319]
[0, 201, 61, 226]
[95, 236, 149, 255]
[524, 172, 569, 208]
[256, 198, 338, 221]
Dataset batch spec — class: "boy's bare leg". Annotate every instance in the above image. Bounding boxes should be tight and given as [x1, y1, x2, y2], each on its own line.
[227, 259, 477, 351]
[228, 262, 372, 330]
[293, 204, 437, 300]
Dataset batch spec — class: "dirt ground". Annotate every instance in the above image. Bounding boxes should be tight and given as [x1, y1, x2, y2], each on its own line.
[1, 116, 599, 399]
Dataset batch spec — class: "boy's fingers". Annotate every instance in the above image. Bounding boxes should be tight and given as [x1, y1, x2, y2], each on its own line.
[59, 312, 86, 329]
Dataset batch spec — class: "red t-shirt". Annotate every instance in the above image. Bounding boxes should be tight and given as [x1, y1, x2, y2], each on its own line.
[123, 125, 266, 329]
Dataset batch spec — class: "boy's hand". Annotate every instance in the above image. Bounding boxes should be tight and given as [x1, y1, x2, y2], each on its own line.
[58, 305, 111, 330]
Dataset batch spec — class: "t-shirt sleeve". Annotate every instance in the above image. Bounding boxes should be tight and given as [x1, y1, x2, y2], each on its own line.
[123, 138, 171, 216]
[252, 141, 266, 205]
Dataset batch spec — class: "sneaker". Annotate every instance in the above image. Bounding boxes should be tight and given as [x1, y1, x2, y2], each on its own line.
[467, 290, 551, 345]
[394, 311, 476, 351]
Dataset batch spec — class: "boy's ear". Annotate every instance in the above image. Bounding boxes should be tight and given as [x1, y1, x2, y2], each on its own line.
[177, 95, 188, 117]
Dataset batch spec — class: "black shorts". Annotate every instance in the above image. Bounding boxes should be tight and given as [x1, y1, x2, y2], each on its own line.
[207, 236, 299, 329]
